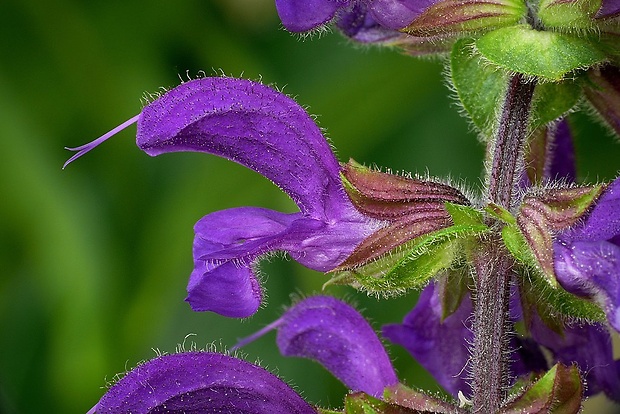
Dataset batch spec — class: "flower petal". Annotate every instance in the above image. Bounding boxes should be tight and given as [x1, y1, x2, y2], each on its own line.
[530, 319, 620, 401]
[188, 207, 378, 317]
[597, 0, 620, 17]
[275, 296, 398, 398]
[274, 0, 350, 32]
[554, 239, 620, 331]
[567, 176, 620, 242]
[369, 0, 430, 29]
[94, 352, 317, 414]
[136, 77, 345, 221]
[336, 4, 402, 42]
[547, 119, 576, 182]
[382, 283, 472, 397]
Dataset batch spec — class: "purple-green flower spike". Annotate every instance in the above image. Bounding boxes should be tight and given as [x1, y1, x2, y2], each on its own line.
[65, 77, 382, 318]
[90, 352, 317, 414]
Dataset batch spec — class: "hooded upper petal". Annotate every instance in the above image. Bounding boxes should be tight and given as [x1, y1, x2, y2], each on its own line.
[93, 352, 317, 414]
[134, 77, 381, 317]
[137, 77, 345, 220]
[554, 176, 620, 331]
[274, 296, 398, 398]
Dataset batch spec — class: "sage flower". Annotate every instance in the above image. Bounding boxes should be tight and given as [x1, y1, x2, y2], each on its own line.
[65, 77, 383, 318]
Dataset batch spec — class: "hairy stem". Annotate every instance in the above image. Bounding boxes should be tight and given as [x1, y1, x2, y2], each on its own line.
[471, 73, 536, 413]
[487, 74, 537, 208]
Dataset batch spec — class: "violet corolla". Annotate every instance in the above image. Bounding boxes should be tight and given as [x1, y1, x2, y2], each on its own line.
[64, 77, 384, 318]
[554, 175, 620, 332]
[87, 352, 318, 414]
[234, 295, 399, 398]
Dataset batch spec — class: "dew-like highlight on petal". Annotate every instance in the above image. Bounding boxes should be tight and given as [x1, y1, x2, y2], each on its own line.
[63, 114, 140, 169]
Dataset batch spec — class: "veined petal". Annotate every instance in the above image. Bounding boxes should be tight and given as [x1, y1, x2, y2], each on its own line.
[137, 77, 345, 221]
[275, 0, 351, 32]
[566, 175, 620, 242]
[93, 352, 317, 414]
[188, 207, 378, 317]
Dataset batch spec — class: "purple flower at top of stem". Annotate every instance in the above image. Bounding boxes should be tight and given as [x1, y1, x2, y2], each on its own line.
[64, 77, 384, 318]
[274, 0, 430, 35]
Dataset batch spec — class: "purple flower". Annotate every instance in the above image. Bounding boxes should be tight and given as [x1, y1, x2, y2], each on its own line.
[87, 351, 317, 414]
[235, 295, 398, 398]
[382, 283, 473, 397]
[383, 283, 620, 401]
[554, 175, 620, 332]
[65, 77, 383, 318]
[530, 316, 620, 401]
[274, 0, 423, 34]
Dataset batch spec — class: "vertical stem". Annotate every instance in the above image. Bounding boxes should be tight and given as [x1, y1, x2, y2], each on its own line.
[487, 74, 537, 208]
[471, 73, 536, 414]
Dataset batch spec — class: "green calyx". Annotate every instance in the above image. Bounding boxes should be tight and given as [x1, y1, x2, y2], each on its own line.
[327, 204, 487, 296]
[501, 364, 583, 414]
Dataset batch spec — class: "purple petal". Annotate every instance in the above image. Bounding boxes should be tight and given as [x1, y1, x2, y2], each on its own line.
[547, 119, 576, 182]
[567, 176, 620, 242]
[382, 284, 472, 397]
[137, 77, 345, 221]
[274, 0, 351, 32]
[597, 0, 620, 17]
[95, 352, 317, 414]
[336, 4, 402, 43]
[187, 207, 379, 317]
[370, 0, 436, 29]
[554, 176, 620, 330]
[554, 240, 620, 332]
[530, 319, 620, 401]
[275, 296, 398, 398]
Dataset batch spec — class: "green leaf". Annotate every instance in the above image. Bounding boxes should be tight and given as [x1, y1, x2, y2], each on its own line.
[451, 38, 508, 138]
[500, 364, 582, 414]
[475, 25, 607, 81]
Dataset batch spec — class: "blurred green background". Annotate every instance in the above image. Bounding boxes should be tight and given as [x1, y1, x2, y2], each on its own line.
[1, 1, 619, 413]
